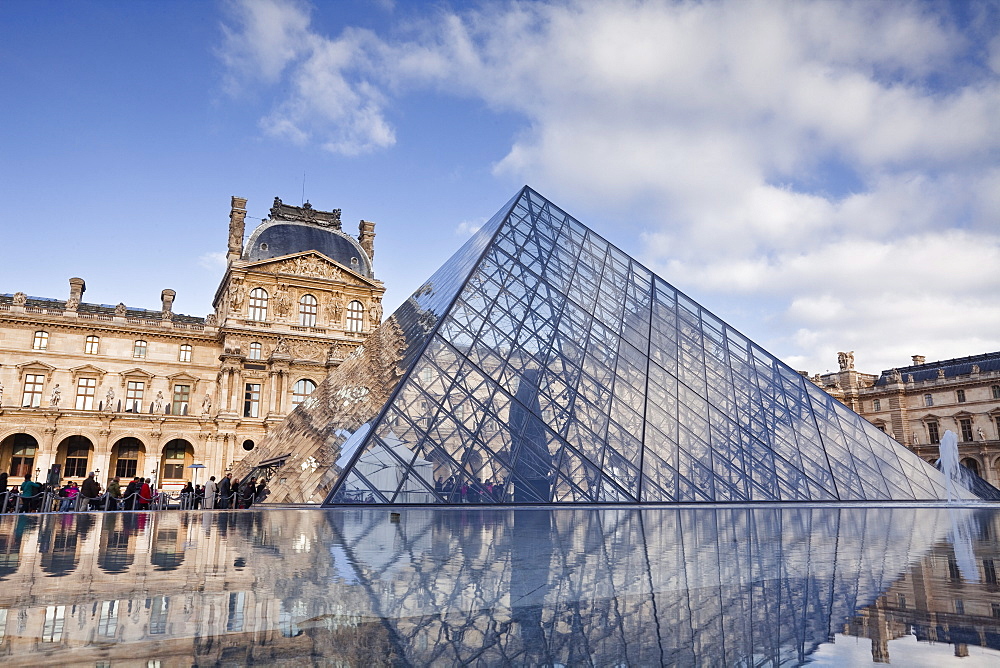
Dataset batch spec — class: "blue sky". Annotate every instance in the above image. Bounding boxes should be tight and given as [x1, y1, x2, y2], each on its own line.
[2, 0, 999, 375]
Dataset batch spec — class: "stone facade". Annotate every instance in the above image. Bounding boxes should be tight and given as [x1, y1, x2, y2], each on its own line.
[0, 196, 385, 492]
[811, 351, 1000, 486]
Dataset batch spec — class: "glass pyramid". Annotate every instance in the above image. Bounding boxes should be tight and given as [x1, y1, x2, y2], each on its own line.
[236, 187, 975, 504]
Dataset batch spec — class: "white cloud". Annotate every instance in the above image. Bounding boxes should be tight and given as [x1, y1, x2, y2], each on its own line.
[218, 0, 1000, 373]
[455, 219, 483, 236]
[198, 251, 228, 271]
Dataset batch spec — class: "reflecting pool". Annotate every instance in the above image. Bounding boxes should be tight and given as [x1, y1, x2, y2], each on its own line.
[1, 506, 1000, 666]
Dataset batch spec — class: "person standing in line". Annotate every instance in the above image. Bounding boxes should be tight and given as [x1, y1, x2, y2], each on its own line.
[203, 476, 218, 510]
[20, 474, 43, 512]
[255, 478, 266, 504]
[106, 477, 122, 511]
[218, 473, 232, 509]
[123, 477, 139, 511]
[59, 481, 79, 512]
[242, 478, 256, 509]
[81, 471, 101, 510]
[138, 478, 154, 510]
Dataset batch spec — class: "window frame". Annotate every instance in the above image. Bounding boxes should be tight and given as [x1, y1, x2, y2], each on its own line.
[291, 378, 317, 406]
[346, 300, 364, 333]
[84, 335, 100, 355]
[298, 294, 318, 327]
[133, 340, 148, 359]
[125, 380, 145, 412]
[74, 377, 97, 410]
[957, 389, 967, 403]
[248, 288, 268, 321]
[32, 330, 49, 350]
[244, 383, 261, 418]
[22, 373, 45, 407]
[248, 342, 262, 360]
[924, 393, 933, 407]
[960, 417, 975, 442]
[162, 440, 188, 480]
[927, 420, 941, 445]
[178, 344, 192, 362]
[171, 384, 190, 416]
[872, 398, 881, 412]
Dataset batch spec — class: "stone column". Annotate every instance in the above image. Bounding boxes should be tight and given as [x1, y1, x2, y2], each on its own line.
[227, 196, 248, 262]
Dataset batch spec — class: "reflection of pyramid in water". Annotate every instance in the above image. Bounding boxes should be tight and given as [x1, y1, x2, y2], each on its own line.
[240, 187, 975, 504]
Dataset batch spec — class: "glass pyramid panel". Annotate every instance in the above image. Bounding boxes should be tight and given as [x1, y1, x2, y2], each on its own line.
[234, 187, 977, 504]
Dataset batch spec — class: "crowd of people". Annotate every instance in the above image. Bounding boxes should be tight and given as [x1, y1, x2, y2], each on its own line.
[0, 470, 267, 514]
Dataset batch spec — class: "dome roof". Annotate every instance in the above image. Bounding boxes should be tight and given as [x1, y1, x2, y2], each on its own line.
[245, 220, 373, 278]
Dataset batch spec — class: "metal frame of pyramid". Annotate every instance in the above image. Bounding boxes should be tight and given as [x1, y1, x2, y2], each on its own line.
[237, 187, 976, 504]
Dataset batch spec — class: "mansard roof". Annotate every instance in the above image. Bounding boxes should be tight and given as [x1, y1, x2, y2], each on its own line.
[874, 351, 1000, 386]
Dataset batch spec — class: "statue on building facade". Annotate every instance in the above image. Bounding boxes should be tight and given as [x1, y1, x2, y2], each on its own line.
[65, 296, 80, 311]
[326, 293, 343, 324]
[889, 368, 902, 383]
[12, 292, 26, 306]
[228, 279, 246, 311]
[202, 393, 212, 416]
[153, 390, 164, 413]
[205, 313, 218, 327]
[273, 337, 291, 357]
[105, 387, 115, 412]
[115, 302, 127, 316]
[49, 384, 61, 408]
[273, 284, 291, 318]
[369, 299, 383, 327]
[0, 380, 4, 406]
[836, 351, 855, 371]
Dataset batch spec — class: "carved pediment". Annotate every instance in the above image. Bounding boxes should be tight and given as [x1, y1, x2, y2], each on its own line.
[120, 367, 154, 387]
[16, 360, 56, 379]
[246, 251, 375, 285]
[166, 371, 200, 390]
[69, 364, 107, 382]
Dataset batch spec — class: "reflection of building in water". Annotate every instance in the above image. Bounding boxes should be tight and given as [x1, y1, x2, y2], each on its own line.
[843, 511, 1000, 662]
[0, 507, 975, 665]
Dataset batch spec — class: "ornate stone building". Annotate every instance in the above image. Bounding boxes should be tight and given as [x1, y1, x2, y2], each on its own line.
[0, 196, 384, 491]
[812, 351, 1000, 486]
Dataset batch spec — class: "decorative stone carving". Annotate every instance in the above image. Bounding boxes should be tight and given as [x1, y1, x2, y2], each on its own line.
[369, 298, 383, 327]
[272, 337, 291, 357]
[152, 391, 164, 414]
[273, 284, 291, 318]
[12, 292, 26, 306]
[270, 197, 342, 228]
[326, 292, 343, 324]
[105, 386, 115, 413]
[972, 364, 980, 374]
[202, 393, 212, 416]
[292, 341, 326, 362]
[837, 351, 854, 371]
[65, 296, 80, 311]
[228, 278, 246, 311]
[49, 384, 61, 408]
[937, 368, 946, 379]
[889, 368, 902, 383]
[205, 313, 218, 327]
[0, 380, 4, 406]
[115, 302, 127, 316]
[293, 255, 341, 279]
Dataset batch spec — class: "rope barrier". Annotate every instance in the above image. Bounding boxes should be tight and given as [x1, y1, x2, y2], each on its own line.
[0, 487, 265, 514]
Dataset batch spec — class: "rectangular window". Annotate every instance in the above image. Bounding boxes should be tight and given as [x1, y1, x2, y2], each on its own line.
[897, 593, 906, 609]
[98, 600, 119, 637]
[985, 559, 997, 586]
[149, 596, 169, 635]
[960, 418, 974, 442]
[957, 389, 966, 403]
[244, 383, 261, 418]
[85, 335, 100, 355]
[928, 421, 940, 445]
[22, 374, 44, 407]
[955, 599, 965, 615]
[133, 340, 147, 358]
[64, 438, 90, 478]
[42, 605, 65, 642]
[32, 331, 49, 350]
[171, 384, 190, 416]
[163, 448, 185, 479]
[178, 344, 192, 362]
[126, 381, 145, 412]
[924, 394, 934, 407]
[75, 377, 97, 410]
[993, 603, 1000, 619]
[227, 592, 246, 632]
[872, 399, 881, 412]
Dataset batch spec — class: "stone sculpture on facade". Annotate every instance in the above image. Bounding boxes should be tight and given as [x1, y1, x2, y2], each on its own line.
[205, 313, 218, 327]
[105, 387, 115, 412]
[64, 296, 80, 311]
[369, 299, 383, 327]
[49, 384, 61, 408]
[153, 391, 164, 414]
[12, 292, 26, 306]
[115, 302, 127, 316]
[837, 351, 855, 371]
[202, 393, 212, 416]
[273, 284, 291, 318]
[326, 293, 343, 324]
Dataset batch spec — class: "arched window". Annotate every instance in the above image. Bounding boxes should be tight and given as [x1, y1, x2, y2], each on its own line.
[133, 340, 147, 358]
[248, 288, 268, 321]
[161, 439, 192, 480]
[113, 438, 143, 479]
[346, 300, 364, 333]
[85, 335, 100, 355]
[248, 342, 262, 360]
[961, 457, 981, 477]
[32, 330, 49, 350]
[292, 378, 317, 406]
[299, 294, 318, 327]
[61, 435, 93, 478]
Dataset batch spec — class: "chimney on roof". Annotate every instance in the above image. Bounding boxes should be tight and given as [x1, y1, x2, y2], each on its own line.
[912, 355, 926, 366]
[228, 196, 248, 262]
[66, 277, 85, 312]
[358, 219, 376, 262]
[161, 289, 176, 314]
